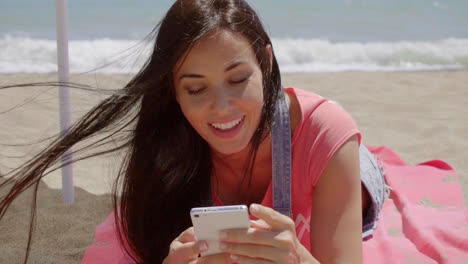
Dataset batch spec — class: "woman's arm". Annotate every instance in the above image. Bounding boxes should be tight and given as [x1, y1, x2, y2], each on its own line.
[309, 135, 363, 264]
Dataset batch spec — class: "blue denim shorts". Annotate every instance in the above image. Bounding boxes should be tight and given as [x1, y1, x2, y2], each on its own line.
[359, 144, 390, 239]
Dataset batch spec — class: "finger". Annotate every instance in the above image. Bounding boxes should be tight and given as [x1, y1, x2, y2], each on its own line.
[176, 227, 197, 243]
[249, 204, 294, 230]
[219, 227, 280, 248]
[230, 254, 274, 264]
[219, 241, 285, 262]
[196, 252, 232, 264]
[250, 219, 272, 230]
[169, 241, 209, 262]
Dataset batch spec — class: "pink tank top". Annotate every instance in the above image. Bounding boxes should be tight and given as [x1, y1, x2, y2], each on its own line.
[82, 87, 361, 263]
[214, 87, 361, 250]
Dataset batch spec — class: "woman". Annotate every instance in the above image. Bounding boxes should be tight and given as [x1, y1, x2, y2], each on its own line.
[0, 0, 387, 263]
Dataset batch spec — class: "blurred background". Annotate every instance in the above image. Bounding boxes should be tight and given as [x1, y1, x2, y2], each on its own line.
[1, 0, 467, 73]
[1, 2, 467, 263]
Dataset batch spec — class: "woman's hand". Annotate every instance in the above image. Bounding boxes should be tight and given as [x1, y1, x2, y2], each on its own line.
[163, 226, 232, 264]
[218, 204, 320, 264]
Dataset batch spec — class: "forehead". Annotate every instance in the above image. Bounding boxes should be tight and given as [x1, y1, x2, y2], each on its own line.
[175, 30, 258, 75]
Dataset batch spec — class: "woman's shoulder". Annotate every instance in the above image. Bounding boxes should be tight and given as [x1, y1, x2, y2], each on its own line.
[285, 87, 359, 137]
[285, 87, 327, 115]
[286, 86, 361, 186]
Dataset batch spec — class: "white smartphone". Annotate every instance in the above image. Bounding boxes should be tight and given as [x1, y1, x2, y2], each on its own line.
[190, 205, 250, 256]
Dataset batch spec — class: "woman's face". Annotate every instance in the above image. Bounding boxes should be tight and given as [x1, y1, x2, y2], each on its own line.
[173, 30, 264, 155]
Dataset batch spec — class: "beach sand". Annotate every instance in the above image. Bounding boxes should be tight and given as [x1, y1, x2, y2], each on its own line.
[1, 71, 467, 263]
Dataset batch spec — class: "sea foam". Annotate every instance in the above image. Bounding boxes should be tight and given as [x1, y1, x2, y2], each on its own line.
[1, 35, 467, 73]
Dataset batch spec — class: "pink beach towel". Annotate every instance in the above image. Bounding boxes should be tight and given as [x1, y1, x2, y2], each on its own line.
[362, 146, 468, 263]
[82, 146, 468, 263]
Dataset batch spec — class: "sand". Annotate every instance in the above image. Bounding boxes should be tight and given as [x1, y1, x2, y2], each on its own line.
[0, 71, 467, 263]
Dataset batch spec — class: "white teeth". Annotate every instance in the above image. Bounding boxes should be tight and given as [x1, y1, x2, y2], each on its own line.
[211, 117, 243, 130]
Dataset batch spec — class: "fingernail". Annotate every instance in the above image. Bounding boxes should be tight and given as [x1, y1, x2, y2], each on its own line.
[251, 204, 259, 213]
[230, 254, 238, 260]
[219, 231, 227, 239]
[199, 242, 208, 251]
[219, 242, 227, 250]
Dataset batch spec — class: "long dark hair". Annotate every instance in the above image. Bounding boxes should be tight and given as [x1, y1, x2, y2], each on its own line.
[0, 0, 282, 263]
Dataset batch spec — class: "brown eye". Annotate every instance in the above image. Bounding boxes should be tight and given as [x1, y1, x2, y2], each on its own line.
[230, 73, 251, 84]
[231, 78, 247, 84]
[187, 87, 206, 95]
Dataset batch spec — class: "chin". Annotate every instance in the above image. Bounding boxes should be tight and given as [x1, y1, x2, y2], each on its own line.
[211, 142, 249, 156]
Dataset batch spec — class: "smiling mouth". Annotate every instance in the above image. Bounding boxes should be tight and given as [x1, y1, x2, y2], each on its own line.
[209, 116, 245, 131]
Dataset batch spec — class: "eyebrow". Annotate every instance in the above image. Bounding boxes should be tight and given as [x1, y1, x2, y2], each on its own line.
[178, 61, 246, 81]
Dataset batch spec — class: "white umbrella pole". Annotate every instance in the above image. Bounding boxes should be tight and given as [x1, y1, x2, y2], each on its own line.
[56, 0, 74, 204]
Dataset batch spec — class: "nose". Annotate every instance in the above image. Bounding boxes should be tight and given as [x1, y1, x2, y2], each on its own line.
[211, 85, 233, 113]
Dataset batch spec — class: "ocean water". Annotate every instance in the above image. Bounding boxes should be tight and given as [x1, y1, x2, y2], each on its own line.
[1, 0, 467, 73]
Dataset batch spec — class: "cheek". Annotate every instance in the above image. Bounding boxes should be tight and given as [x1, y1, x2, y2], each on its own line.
[181, 106, 196, 124]
[243, 76, 264, 115]
[177, 97, 204, 129]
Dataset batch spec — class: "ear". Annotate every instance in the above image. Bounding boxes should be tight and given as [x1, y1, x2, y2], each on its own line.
[266, 44, 273, 74]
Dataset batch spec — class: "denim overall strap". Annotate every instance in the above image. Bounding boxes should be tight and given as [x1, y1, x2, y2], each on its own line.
[271, 93, 292, 217]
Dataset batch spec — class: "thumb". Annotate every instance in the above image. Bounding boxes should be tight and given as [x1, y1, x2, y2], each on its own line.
[250, 219, 272, 230]
[249, 203, 293, 230]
